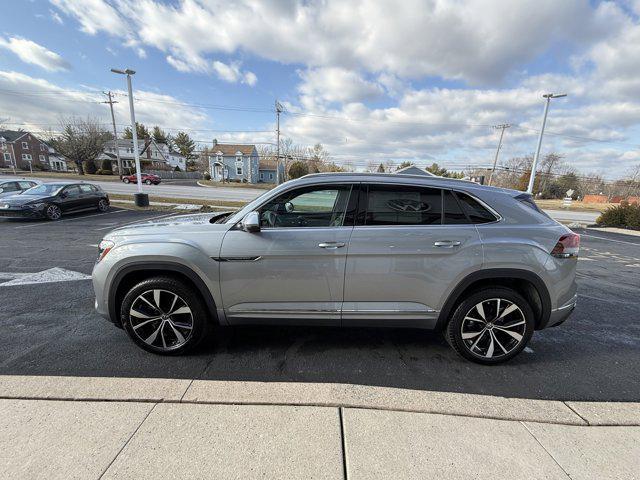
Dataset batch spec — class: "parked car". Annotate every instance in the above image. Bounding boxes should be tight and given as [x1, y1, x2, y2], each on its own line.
[92, 173, 578, 364]
[0, 178, 40, 198]
[0, 182, 110, 220]
[122, 173, 161, 185]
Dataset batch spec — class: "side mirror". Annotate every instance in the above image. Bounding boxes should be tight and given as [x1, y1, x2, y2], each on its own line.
[284, 201, 294, 213]
[241, 211, 261, 233]
[0, 188, 4, 194]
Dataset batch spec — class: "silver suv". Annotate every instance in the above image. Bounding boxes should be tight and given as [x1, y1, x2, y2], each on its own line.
[92, 173, 578, 364]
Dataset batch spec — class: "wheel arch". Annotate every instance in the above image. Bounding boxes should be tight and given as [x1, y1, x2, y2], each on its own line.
[436, 268, 551, 331]
[108, 262, 218, 327]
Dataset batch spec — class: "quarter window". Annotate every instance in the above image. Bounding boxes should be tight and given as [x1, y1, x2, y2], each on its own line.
[456, 192, 497, 223]
[258, 185, 355, 228]
[361, 185, 442, 226]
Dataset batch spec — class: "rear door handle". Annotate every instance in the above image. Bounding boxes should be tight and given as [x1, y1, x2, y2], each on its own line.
[318, 242, 346, 249]
[434, 240, 462, 248]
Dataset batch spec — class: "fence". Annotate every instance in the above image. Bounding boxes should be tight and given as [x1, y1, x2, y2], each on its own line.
[143, 170, 203, 180]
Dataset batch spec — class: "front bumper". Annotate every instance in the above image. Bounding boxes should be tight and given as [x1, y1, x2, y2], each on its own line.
[0, 206, 44, 218]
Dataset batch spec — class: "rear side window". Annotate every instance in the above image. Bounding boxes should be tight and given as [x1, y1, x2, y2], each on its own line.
[361, 185, 442, 225]
[79, 184, 94, 193]
[443, 190, 468, 224]
[455, 192, 497, 224]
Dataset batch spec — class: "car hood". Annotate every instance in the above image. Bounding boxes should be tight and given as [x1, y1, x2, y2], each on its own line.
[0, 194, 54, 206]
[108, 211, 234, 237]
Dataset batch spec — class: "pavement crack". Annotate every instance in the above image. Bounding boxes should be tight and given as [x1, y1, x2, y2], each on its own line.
[98, 402, 158, 479]
[339, 407, 349, 480]
[521, 421, 573, 480]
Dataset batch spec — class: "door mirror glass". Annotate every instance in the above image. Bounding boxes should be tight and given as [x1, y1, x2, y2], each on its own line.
[284, 201, 294, 213]
[241, 211, 260, 233]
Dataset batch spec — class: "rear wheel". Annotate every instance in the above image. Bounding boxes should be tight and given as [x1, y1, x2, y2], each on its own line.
[144, 179, 152, 185]
[44, 204, 62, 221]
[445, 287, 534, 365]
[120, 276, 209, 355]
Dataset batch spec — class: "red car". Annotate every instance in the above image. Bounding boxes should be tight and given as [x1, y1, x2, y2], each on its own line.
[122, 173, 161, 185]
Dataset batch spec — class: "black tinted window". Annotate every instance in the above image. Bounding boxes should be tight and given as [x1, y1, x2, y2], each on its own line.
[443, 190, 468, 224]
[362, 185, 442, 225]
[1, 182, 20, 192]
[456, 192, 497, 223]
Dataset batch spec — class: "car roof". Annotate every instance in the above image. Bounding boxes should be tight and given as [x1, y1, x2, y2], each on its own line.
[295, 172, 522, 196]
[0, 177, 41, 183]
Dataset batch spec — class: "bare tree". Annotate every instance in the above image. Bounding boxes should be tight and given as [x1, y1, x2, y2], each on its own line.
[50, 117, 112, 175]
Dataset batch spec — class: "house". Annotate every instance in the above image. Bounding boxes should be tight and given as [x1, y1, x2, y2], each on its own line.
[98, 138, 186, 172]
[257, 158, 284, 184]
[47, 152, 68, 171]
[0, 130, 54, 170]
[394, 165, 437, 176]
[206, 142, 260, 183]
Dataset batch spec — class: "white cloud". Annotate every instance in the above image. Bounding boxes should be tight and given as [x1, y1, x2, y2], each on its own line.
[0, 36, 70, 72]
[298, 68, 384, 104]
[50, 9, 64, 24]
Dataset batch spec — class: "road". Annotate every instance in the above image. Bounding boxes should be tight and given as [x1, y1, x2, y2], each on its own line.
[544, 209, 599, 224]
[1, 209, 638, 401]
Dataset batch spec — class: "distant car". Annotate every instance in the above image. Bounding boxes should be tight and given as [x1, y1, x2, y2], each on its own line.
[122, 173, 161, 185]
[0, 178, 40, 198]
[0, 182, 110, 220]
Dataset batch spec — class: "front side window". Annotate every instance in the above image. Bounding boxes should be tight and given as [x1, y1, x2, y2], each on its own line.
[258, 185, 354, 228]
[360, 184, 442, 226]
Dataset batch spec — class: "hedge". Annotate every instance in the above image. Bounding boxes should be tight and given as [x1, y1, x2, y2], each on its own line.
[596, 202, 640, 230]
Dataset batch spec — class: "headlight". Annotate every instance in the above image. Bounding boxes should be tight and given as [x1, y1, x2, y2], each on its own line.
[97, 240, 115, 262]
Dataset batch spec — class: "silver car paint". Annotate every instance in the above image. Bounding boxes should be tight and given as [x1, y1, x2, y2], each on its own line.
[93, 173, 578, 330]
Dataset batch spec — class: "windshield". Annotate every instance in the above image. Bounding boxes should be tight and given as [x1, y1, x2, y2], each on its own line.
[21, 184, 64, 196]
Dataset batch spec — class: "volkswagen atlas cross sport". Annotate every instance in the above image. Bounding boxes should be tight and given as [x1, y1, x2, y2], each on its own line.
[92, 173, 579, 364]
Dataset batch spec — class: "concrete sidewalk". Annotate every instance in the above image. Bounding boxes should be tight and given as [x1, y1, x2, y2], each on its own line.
[1, 376, 639, 479]
[1, 397, 638, 480]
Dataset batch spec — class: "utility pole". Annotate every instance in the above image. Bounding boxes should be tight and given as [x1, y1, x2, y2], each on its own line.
[275, 100, 283, 184]
[488, 124, 510, 186]
[101, 91, 123, 176]
[527, 93, 567, 194]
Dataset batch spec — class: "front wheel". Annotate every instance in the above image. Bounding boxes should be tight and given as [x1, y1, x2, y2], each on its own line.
[44, 204, 62, 221]
[123, 178, 130, 184]
[144, 179, 152, 185]
[97, 198, 110, 212]
[445, 287, 534, 365]
[120, 276, 210, 355]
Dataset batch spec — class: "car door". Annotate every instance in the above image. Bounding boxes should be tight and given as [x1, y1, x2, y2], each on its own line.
[0, 182, 20, 198]
[78, 184, 99, 209]
[218, 183, 358, 325]
[342, 184, 484, 328]
[57, 185, 83, 212]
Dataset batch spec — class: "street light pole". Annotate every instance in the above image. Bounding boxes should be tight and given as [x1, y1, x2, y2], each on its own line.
[527, 93, 567, 194]
[111, 68, 149, 207]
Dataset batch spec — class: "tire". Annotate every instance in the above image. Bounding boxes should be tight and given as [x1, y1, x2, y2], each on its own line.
[445, 287, 534, 365]
[123, 178, 130, 184]
[44, 204, 62, 221]
[97, 198, 110, 212]
[120, 276, 210, 355]
[144, 179, 152, 185]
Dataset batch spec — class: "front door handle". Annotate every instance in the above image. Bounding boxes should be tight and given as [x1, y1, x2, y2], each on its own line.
[434, 240, 462, 248]
[318, 242, 346, 249]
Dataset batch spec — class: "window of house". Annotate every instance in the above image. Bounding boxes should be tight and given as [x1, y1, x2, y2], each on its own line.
[236, 157, 243, 176]
[260, 172, 264, 180]
[360, 185, 442, 226]
[21, 154, 32, 161]
[22, 142, 29, 149]
[3, 153, 11, 162]
[258, 185, 354, 228]
[269, 173, 273, 180]
[40, 144, 46, 151]
[39, 155, 45, 162]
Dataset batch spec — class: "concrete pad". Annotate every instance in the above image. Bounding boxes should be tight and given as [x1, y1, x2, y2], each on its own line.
[184, 380, 585, 425]
[102, 403, 343, 479]
[342, 408, 568, 480]
[566, 401, 640, 425]
[0, 398, 153, 480]
[524, 422, 640, 480]
[0, 375, 190, 402]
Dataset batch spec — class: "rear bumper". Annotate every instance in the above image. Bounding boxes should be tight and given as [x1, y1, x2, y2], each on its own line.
[546, 294, 577, 328]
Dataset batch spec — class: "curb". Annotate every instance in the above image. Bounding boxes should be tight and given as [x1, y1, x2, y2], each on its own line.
[0, 376, 637, 426]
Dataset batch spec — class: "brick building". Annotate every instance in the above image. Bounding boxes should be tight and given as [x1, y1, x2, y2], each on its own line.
[0, 130, 52, 170]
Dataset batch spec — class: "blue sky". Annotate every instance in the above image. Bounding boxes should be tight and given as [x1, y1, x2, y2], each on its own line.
[1, 0, 639, 178]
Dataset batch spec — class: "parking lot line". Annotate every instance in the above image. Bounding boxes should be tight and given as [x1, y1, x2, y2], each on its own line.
[13, 209, 127, 229]
[581, 233, 640, 246]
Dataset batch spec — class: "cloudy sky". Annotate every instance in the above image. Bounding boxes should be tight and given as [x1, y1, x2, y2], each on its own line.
[1, 0, 639, 177]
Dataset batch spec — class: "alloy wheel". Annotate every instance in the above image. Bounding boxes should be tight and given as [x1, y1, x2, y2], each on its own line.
[46, 205, 61, 220]
[128, 289, 194, 351]
[460, 298, 527, 359]
[98, 199, 109, 212]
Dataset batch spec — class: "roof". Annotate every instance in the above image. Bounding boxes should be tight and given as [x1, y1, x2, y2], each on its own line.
[394, 165, 436, 176]
[211, 143, 256, 156]
[0, 130, 29, 142]
[259, 158, 278, 170]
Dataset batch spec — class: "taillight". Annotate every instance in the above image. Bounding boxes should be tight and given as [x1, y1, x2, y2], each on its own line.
[551, 233, 580, 258]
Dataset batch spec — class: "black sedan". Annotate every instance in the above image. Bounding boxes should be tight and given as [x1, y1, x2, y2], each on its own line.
[0, 182, 110, 220]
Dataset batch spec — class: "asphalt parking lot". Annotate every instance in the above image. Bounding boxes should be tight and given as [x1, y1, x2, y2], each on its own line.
[1, 209, 639, 402]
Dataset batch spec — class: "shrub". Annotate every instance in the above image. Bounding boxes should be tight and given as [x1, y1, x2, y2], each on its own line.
[204, 173, 211, 180]
[597, 202, 640, 230]
[84, 159, 97, 174]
